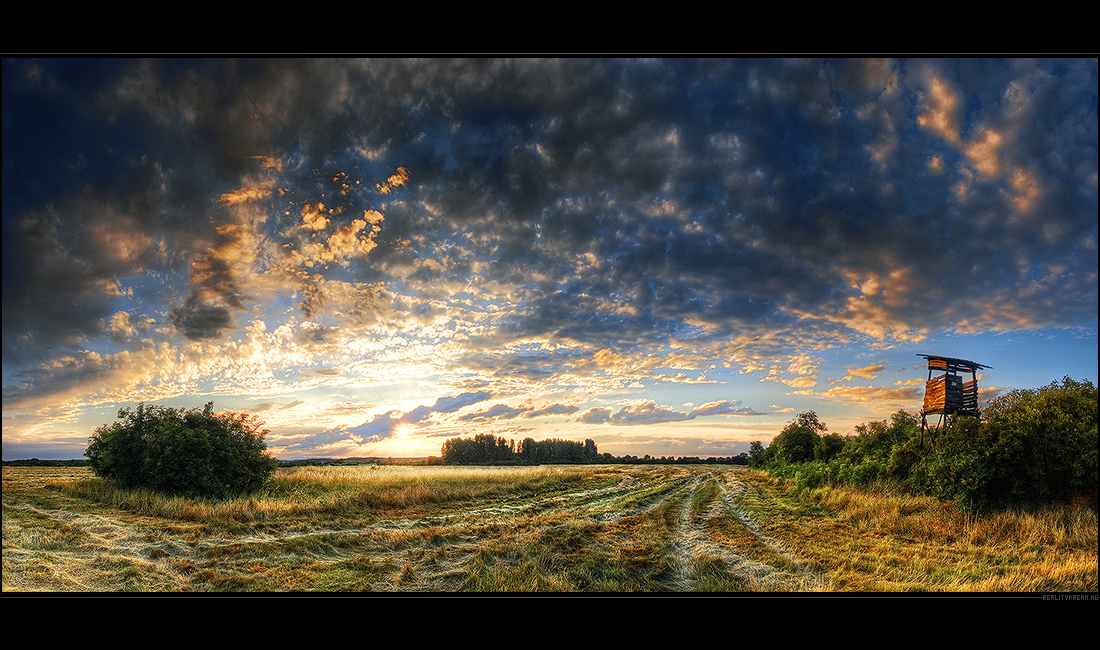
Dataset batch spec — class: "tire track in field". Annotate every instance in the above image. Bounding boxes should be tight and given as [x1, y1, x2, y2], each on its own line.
[375, 471, 647, 528]
[2, 497, 207, 591]
[4, 469, 653, 592]
[643, 468, 830, 592]
[5, 466, 829, 592]
[388, 467, 702, 592]
[666, 471, 706, 591]
[377, 469, 700, 591]
[663, 469, 769, 591]
[712, 471, 831, 591]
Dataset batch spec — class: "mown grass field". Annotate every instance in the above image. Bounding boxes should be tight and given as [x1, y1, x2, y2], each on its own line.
[3, 464, 1096, 593]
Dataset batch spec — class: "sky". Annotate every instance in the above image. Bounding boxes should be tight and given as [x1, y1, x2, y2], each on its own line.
[3, 57, 1097, 461]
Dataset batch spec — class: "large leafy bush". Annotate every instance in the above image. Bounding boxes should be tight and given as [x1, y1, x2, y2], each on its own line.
[85, 402, 279, 499]
[917, 377, 1097, 511]
[757, 378, 1097, 512]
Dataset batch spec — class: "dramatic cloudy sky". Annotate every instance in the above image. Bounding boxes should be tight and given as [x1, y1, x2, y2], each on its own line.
[3, 58, 1097, 460]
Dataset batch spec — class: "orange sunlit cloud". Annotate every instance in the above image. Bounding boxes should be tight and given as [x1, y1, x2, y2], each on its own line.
[918, 76, 961, 144]
[3, 58, 1095, 461]
[965, 128, 1003, 178]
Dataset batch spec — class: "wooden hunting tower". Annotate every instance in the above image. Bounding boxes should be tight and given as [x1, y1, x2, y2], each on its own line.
[917, 354, 990, 445]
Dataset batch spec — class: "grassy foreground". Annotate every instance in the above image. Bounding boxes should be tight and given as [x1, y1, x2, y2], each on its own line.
[3, 464, 1095, 593]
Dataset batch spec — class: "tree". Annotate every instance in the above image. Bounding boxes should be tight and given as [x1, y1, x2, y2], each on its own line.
[814, 432, 846, 461]
[442, 435, 599, 465]
[518, 437, 538, 464]
[916, 377, 1097, 511]
[748, 440, 771, 468]
[771, 411, 827, 463]
[584, 439, 598, 462]
[85, 402, 279, 499]
[980, 376, 1097, 506]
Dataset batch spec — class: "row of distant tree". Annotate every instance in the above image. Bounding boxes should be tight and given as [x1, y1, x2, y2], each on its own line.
[2, 458, 89, 467]
[439, 432, 749, 466]
[5, 447, 751, 467]
[5, 435, 751, 469]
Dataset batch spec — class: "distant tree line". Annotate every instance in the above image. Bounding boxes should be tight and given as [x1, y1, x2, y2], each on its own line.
[277, 457, 442, 467]
[440, 433, 749, 466]
[2, 459, 89, 467]
[749, 377, 1097, 513]
[441, 434, 595, 465]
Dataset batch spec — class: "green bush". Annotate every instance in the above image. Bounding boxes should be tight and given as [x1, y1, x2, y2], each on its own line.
[917, 377, 1097, 511]
[885, 437, 923, 480]
[85, 402, 279, 499]
[794, 462, 827, 490]
[827, 458, 854, 485]
[762, 459, 798, 481]
[814, 433, 846, 461]
[912, 416, 991, 509]
[850, 459, 885, 487]
[748, 440, 772, 468]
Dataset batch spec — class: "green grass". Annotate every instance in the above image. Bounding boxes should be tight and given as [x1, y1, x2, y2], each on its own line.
[3, 465, 1095, 593]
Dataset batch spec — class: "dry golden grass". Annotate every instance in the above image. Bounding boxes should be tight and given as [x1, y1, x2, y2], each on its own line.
[737, 473, 1098, 592]
[4, 465, 1095, 593]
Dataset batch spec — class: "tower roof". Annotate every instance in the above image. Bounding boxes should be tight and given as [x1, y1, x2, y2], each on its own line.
[916, 354, 991, 371]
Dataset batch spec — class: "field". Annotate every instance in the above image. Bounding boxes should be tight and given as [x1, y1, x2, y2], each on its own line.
[3, 464, 1096, 593]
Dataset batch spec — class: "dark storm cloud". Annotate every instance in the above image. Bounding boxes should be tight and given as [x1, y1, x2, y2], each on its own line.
[1, 349, 119, 409]
[168, 292, 234, 340]
[3, 58, 1096, 408]
[2, 59, 257, 356]
[337, 57, 1096, 353]
[3, 209, 124, 361]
